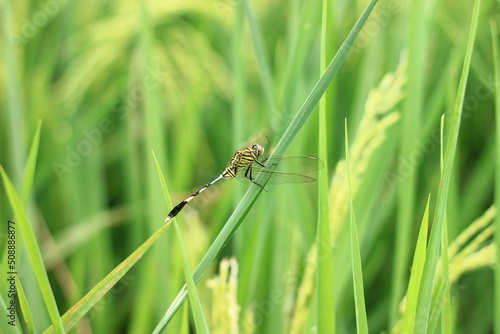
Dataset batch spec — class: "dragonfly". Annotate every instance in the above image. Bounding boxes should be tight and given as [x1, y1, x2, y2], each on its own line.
[165, 140, 322, 221]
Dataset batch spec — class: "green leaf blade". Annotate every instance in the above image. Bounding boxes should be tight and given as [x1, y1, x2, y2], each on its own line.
[1, 168, 64, 333]
[345, 119, 368, 334]
[316, 1, 335, 332]
[414, 0, 482, 331]
[152, 151, 209, 334]
[402, 195, 430, 332]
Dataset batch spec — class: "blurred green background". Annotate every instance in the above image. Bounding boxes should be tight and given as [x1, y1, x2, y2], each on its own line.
[1, 0, 499, 333]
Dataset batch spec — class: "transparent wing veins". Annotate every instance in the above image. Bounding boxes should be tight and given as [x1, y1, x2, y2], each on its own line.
[240, 154, 323, 185]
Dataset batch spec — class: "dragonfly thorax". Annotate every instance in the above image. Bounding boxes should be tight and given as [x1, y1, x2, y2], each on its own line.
[252, 144, 265, 156]
[221, 144, 264, 179]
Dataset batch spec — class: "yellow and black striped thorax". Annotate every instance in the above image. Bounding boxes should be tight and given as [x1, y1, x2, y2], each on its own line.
[222, 144, 264, 178]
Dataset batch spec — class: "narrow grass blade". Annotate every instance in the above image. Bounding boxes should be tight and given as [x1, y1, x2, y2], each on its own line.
[414, 0, 481, 331]
[345, 119, 368, 334]
[152, 151, 209, 334]
[153, 1, 379, 330]
[440, 115, 452, 334]
[272, 0, 379, 157]
[21, 120, 41, 204]
[136, 3, 172, 331]
[43, 221, 171, 333]
[401, 195, 430, 332]
[427, 277, 449, 333]
[43, 207, 127, 270]
[242, 0, 276, 112]
[1, 0, 26, 189]
[15, 276, 35, 333]
[231, 0, 247, 162]
[0, 167, 64, 333]
[389, 0, 427, 325]
[491, 19, 500, 334]
[0, 119, 39, 332]
[19, 120, 42, 332]
[316, 1, 335, 332]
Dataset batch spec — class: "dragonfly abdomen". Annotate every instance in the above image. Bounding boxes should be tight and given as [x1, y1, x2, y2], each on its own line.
[166, 174, 224, 220]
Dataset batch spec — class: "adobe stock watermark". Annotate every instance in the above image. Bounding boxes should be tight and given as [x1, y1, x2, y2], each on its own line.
[9, 0, 70, 47]
[412, 277, 461, 332]
[350, 0, 403, 59]
[212, 0, 241, 24]
[245, 240, 333, 330]
[51, 65, 170, 181]
[87, 275, 135, 321]
[385, 76, 495, 190]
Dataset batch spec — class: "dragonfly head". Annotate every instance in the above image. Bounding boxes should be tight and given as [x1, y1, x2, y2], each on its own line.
[252, 144, 264, 158]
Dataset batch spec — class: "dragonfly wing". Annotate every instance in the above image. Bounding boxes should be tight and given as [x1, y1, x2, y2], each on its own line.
[252, 136, 270, 149]
[256, 155, 323, 173]
[250, 169, 317, 185]
[235, 136, 270, 152]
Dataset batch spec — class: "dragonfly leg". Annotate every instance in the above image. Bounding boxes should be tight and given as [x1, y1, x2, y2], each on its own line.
[258, 158, 278, 168]
[244, 165, 252, 179]
[245, 166, 268, 192]
[255, 160, 266, 167]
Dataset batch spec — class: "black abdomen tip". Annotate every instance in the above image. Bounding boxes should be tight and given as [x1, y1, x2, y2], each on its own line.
[167, 201, 188, 220]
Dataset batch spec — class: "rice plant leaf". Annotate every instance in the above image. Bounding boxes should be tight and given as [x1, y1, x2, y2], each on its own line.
[0, 167, 64, 333]
[491, 19, 500, 334]
[43, 217, 170, 333]
[152, 151, 209, 334]
[242, 0, 275, 112]
[153, 0, 379, 330]
[427, 277, 449, 333]
[401, 195, 430, 332]
[345, 119, 368, 334]
[15, 276, 35, 333]
[414, 0, 481, 331]
[272, 0, 379, 157]
[18, 120, 42, 333]
[21, 120, 41, 204]
[316, 0, 335, 332]
[440, 115, 452, 334]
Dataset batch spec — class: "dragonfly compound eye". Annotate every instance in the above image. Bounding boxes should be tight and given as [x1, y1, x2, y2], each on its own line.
[253, 144, 264, 156]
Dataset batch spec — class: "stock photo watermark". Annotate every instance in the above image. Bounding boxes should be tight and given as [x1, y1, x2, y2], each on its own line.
[5, 220, 17, 327]
[9, 0, 70, 47]
[87, 275, 135, 321]
[212, 0, 241, 23]
[350, 0, 403, 58]
[385, 76, 495, 189]
[245, 240, 333, 330]
[51, 65, 170, 181]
